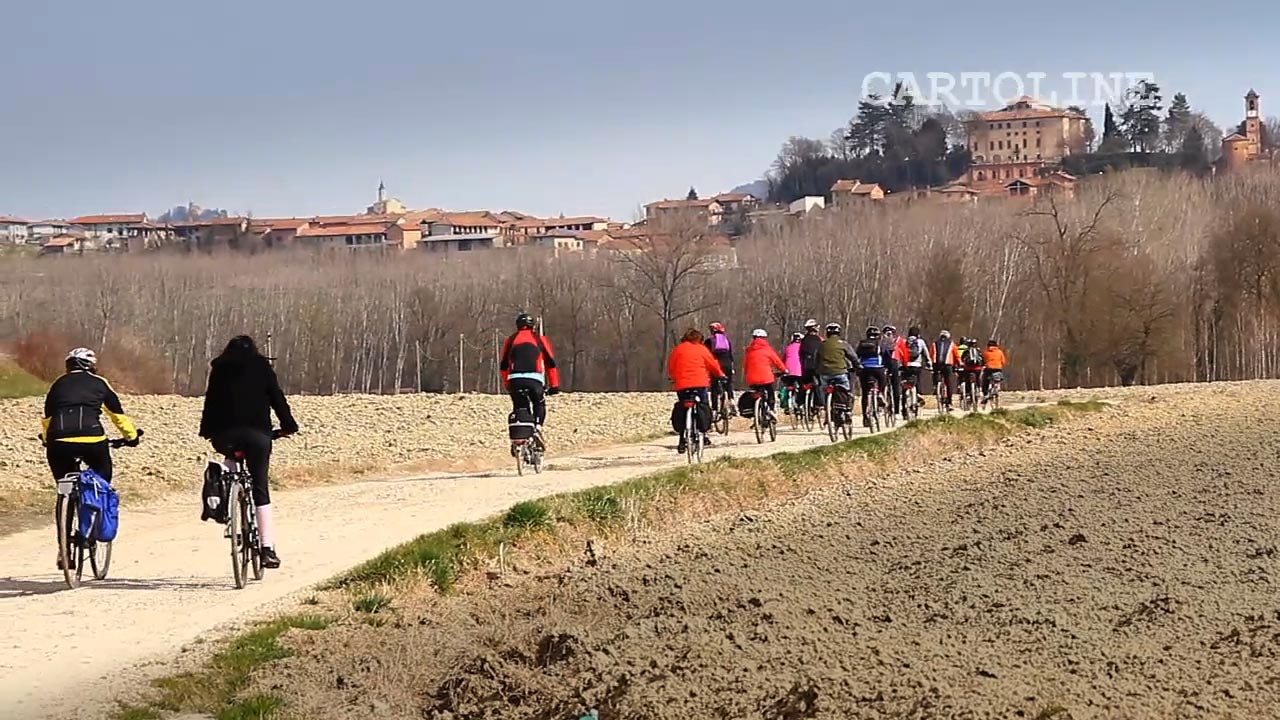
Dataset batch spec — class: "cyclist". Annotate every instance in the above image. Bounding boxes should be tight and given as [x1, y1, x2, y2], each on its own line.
[901, 326, 933, 417]
[817, 323, 856, 412]
[744, 329, 787, 421]
[881, 325, 909, 417]
[43, 348, 142, 569]
[983, 339, 1007, 403]
[705, 322, 736, 415]
[500, 313, 561, 442]
[932, 330, 962, 412]
[781, 331, 804, 414]
[199, 335, 298, 570]
[668, 328, 726, 453]
[798, 319, 824, 415]
[959, 336, 986, 406]
[854, 327, 893, 427]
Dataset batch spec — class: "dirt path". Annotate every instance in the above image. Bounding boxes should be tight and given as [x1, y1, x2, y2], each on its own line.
[265, 384, 1280, 719]
[0, 408, 924, 719]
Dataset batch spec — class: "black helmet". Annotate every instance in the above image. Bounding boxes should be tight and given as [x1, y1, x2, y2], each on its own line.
[988, 339, 999, 347]
[882, 324, 897, 335]
[866, 326, 881, 340]
[825, 323, 842, 336]
[516, 313, 535, 330]
[908, 326, 921, 338]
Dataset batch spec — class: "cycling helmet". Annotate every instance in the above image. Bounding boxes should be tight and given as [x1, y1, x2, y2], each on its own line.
[752, 328, 768, 338]
[790, 332, 804, 343]
[908, 326, 921, 338]
[866, 326, 881, 340]
[825, 323, 842, 335]
[882, 325, 897, 335]
[803, 318, 819, 330]
[66, 347, 97, 372]
[987, 339, 999, 347]
[940, 329, 952, 339]
[516, 313, 535, 330]
[710, 322, 726, 333]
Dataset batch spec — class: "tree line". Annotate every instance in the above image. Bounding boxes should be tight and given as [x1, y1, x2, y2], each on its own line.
[3, 169, 1280, 395]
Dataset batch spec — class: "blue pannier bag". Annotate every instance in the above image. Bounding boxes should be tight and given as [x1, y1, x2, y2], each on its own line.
[77, 470, 120, 542]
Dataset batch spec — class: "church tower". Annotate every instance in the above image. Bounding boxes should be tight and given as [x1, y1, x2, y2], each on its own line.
[378, 180, 387, 204]
[1245, 90, 1262, 155]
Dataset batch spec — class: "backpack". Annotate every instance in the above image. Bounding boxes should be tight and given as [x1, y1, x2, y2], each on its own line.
[201, 459, 231, 524]
[78, 470, 120, 542]
[963, 345, 984, 367]
[908, 338, 925, 363]
[711, 333, 731, 353]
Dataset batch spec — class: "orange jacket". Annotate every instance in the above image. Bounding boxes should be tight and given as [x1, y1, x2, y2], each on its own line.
[891, 336, 910, 365]
[668, 340, 725, 391]
[985, 346, 1007, 370]
[743, 338, 787, 386]
[500, 329, 561, 388]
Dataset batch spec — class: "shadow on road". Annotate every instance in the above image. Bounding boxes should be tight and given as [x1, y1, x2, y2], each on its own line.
[0, 575, 238, 598]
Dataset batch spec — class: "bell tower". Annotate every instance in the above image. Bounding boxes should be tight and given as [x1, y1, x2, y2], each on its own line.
[1245, 90, 1262, 151]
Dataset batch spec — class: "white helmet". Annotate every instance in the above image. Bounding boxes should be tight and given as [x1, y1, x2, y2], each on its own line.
[803, 318, 819, 330]
[66, 347, 97, 372]
[752, 328, 768, 338]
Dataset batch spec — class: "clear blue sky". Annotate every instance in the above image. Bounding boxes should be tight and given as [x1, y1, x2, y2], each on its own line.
[2, 0, 1273, 221]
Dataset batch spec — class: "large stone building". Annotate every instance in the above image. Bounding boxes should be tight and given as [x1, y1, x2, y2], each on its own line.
[1222, 90, 1268, 171]
[964, 97, 1090, 190]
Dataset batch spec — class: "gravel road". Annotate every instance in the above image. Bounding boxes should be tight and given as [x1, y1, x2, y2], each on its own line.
[264, 382, 1280, 719]
[0, 399, 910, 720]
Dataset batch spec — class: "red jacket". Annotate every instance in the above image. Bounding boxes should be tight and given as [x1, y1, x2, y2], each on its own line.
[891, 336, 910, 365]
[500, 329, 561, 389]
[668, 340, 725, 391]
[744, 338, 787, 386]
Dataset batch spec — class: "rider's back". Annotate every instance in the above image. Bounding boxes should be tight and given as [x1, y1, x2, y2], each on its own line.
[817, 338, 851, 375]
[45, 371, 134, 443]
[200, 351, 296, 439]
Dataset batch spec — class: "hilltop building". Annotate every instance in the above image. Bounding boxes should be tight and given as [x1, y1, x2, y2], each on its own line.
[964, 97, 1090, 191]
[1222, 90, 1273, 171]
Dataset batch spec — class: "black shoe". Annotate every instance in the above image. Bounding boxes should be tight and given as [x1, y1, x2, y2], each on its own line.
[703, 435, 713, 447]
[260, 547, 281, 569]
[677, 438, 688, 454]
[56, 553, 76, 571]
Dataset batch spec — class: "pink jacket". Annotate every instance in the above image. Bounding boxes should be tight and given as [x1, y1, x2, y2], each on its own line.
[783, 341, 803, 377]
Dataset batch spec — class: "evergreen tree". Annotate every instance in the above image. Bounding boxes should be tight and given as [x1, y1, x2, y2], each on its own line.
[1164, 92, 1193, 150]
[1099, 104, 1127, 154]
[1180, 125, 1209, 174]
[686, 187, 699, 201]
[1120, 81, 1164, 152]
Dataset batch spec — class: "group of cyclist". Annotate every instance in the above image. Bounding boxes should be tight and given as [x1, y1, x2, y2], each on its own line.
[666, 320, 1010, 448]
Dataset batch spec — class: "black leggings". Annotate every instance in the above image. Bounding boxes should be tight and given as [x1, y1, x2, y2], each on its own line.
[47, 441, 113, 482]
[212, 428, 273, 507]
[509, 378, 547, 426]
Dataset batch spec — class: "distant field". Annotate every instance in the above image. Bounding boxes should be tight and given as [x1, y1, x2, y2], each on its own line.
[0, 357, 47, 399]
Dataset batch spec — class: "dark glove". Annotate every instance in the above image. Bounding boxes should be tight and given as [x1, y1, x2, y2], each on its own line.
[547, 387, 561, 396]
[125, 429, 144, 447]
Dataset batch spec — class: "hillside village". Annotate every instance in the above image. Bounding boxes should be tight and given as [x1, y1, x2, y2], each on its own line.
[2, 90, 1273, 258]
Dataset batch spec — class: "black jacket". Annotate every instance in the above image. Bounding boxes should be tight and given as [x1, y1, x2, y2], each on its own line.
[43, 371, 139, 443]
[200, 353, 298, 439]
[799, 333, 823, 374]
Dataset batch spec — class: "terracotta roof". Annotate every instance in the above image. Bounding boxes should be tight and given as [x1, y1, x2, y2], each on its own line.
[712, 192, 757, 203]
[513, 216, 606, 228]
[171, 217, 247, 228]
[70, 214, 146, 225]
[1223, 133, 1250, 143]
[645, 198, 718, 210]
[296, 222, 394, 238]
[251, 217, 310, 230]
[0, 215, 30, 225]
[43, 235, 80, 247]
[831, 179, 882, 194]
[32, 219, 70, 226]
[433, 211, 507, 228]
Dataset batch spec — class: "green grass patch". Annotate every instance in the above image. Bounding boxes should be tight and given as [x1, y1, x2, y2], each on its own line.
[115, 615, 329, 720]
[502, 500, 553, 530]
[353, 591, 392, 614]
[0, 357, 47, 399]
[574, 488, 624, 524]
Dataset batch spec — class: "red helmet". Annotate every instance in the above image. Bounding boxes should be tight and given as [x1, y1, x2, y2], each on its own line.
[709, 322, 726, 333]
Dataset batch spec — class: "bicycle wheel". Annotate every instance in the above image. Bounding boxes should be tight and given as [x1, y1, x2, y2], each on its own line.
[685, 409, 697, 465]
[841, 409, 854, 440]
[753, 396, 765, 444]
[87, 519, 111, 581]
[530, 444, 544, 474]
[826, 395, 838, 443]
[788, 390, 800, 431]
[992, 383, 1001, 410]
[227, 483, 247, 589]
[55, 495, 80, 590]
[868, 392, 881, 434]
[768, 408, 778, 442]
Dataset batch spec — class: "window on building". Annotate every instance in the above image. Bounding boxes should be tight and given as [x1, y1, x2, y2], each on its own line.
[458, 240, 473, 251]
[1022, 121, 1027, 128]
[1023, 138, 1028, 148]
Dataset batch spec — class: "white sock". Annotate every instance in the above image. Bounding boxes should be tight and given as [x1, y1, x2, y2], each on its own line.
[256, 504, 275, 549]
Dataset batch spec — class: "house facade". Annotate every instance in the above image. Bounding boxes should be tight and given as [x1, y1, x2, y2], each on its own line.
[0, 216, 30, 244]
[830, 179, 886, 206]
[295, 221, 395, 249]
[964, 97, 1089, 192]
[172, 217, 252, 251]
[28, 220, 72, 241]
[70, 214, 148, 242]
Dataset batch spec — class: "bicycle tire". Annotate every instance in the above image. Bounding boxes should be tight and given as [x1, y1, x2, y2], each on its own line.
[789, 391, 800, 431]
[228, 483, 247, 589]
[768, 410, 778, 442]
[826, 395, 838, 443]
[685, 409, 697, 465]
[55, 494, 80, 590]
[248, 491, 264, 582]
[868, 391, 880, 434]
[531, 444, 544, 474]
[86, 513, 111, 581]
[753, 396, 765, 444]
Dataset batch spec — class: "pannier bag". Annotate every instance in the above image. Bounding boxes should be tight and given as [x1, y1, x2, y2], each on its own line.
[201, 458, 231, 524]
[830, 385, 853, 411]
[671, 399, 712, 434]
[737, 392, 757, 418]
[77, 470, 120, 542]
[509, 407, 538, 441]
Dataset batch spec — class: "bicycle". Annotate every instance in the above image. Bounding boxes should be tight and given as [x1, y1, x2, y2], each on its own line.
[678, 390, 705, 464]
[219, 429, 287, 589]
[824, 379, 853, 443]
[509, 389, 545, 477]
[984, 371, 1004, 410]
[960, 372, 980, 413]
[709, 377, 731, 436]
[797, 382, 818, 433]
[46, 433, 139, 590]
[750, 385, 778, 444]
[935, 370, 954, 414]
[902, 372, 921, 422]
[863, 377, 891, 434]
